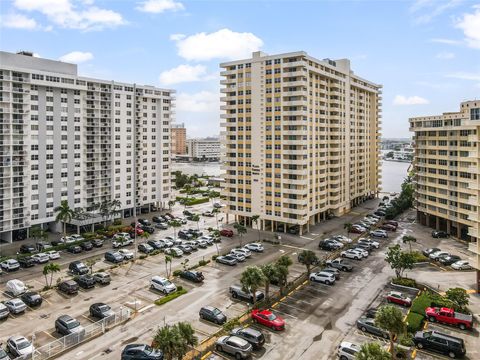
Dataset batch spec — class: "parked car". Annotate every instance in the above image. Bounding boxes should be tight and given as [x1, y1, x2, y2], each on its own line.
[67, 245, 82, 254]
[45, 250, 61, 260]
[385, 220, 398, 227]
[178, 244, 193, 254]
[18, 256, 36, 268]
[309, 271, 336, 285]
[429, 251, 450, 261]
[138, 219, 151, 226]
[319, 239, 342, 251]
[340, 249, 363, 260]
[413, 330, 466, 358]
[69, 260, 89, 275]
[55, 315, 86, 336]
[75, 274, 96, 289]
[4, 298, 27, 314]
[337, 341, 360, 360]
[93, 272, 111, 285]
[380, 224, 397, 232]
[229, 252, 246, 262]
[0, 303, 10, 320]
[374, 210, 386, 217]
[91, 238, 104, 247]
[32, 252, 50, 264]
[179, 270, 204, 283]
[159, 239, 173, 248]
[215, 336, 252, 359]
[386, 291, 412, 307]
[229, 285, 265, 304]
[321, 267, 341, 279]
[423, 247, 441, 257]
[370, 230, 388, 238]
[196, 239, 208, 248]
[105, 250, 124, 263]
[154, 223, 168, 230]
[425, 307, 473, 330]
[1, 259, 20, 271]
[199, 306, 227, 324]
[365, 308, 378, 319]
[432, 231, 449, 238]
[19, 244, 36, 254]
[356, 316, 389, 339]
[5, 279, 27, 296]
[203, 211, 215, 217]
[439, 255, 462, 266]
[80, 241, 93, 251]
[0, 348, 7, 360]
[90, 303, 115, 319]
[231, 327, 265, 350]
[138, 243, 154, 254]
[451, 260, 472, 271]
[58, 280, 79, 295]
[112, 233, 134, 248]
[349, 225, 365, 234]
[152, 216, 163, 223]
[326, 258, 353, 272]
[117, 248, 134, 260]
[21, 291, 43, 307]
[358, 238, 380, 249]
[355, 243, 373, 252]
[232, 248, 251, 258]
[216, 255, 238, 266]
[352, 247, 369, 258]
[36, 242, 52, 251]
[70, 234, 84, 242]
[332, 235, 353, 244]
[220, 229, 234, 237]
[245, 243, 264, 252]
[7, 336, 34, 358]
[183, 240, 199, 250]
[251, 309, 285, 331]
[165, 247, 183, 257]
[121, 344, 163, 360]
[150, 276, 177, 294]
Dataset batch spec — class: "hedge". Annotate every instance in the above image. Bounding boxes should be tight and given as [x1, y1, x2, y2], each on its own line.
[406, 312, 425, 333]
[411, 251, 429, 263]
[392, 277, 418, 288]
[154, 288, 187, 306]
[410, 293, 433, 315]
[185, 197, 209, 206]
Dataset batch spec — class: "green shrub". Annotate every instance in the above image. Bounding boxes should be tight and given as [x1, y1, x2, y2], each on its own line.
[83, 232, 95, 240]
[212, 255, 218, 260]
[198, 259, 210, 267]
[406, 312, 425, 333]
[410, 251, 428, 263]
[150, 250, 161, 256]
[139, 255, 148, 260]
[185, 197, 209, 206]
[410, 293, 433, 315]
[173, 270, 182, 277]
[177, 285, 183, 291]
[222, 317, 240, 332]
[154, 288, 187, 306]
[113, 219, 123, 226]
[392, 277, 418, 288]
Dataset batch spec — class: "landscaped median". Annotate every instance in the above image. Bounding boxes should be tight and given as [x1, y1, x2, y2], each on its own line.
[154, 286, 188, 306]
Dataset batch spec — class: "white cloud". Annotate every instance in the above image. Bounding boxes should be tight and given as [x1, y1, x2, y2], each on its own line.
[410, 0, 462, 24]
[13, 0, 125, 31]
[59, 51, 94, 63]
[170, 33, 185, 41]
[393, 95, 429, 105]
[159, 64, 212, 85]
[1, 13, 38, 29]
[172, 28, 263, 61]
[455, 6, 480, 49]
[435, 52, 455, 59]
[176, 91, 219, 112]
[446, 72, 480, 81]
[136, 0, 184, 13]
[430, 38, 463, 45]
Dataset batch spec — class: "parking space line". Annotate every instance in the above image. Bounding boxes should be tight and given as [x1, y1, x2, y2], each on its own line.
[42, 330, 56, 339]
[194, 327, 214, 337]
[286, 294, 314, 305]
[271, 308, 298, 320]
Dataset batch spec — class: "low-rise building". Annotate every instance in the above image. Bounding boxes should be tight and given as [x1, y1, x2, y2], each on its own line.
[187, 138, 220, 161]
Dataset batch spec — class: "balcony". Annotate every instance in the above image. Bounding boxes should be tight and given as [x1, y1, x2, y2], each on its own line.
[468, 227, 478, 239]
[468, 180, 480, 190]
[468, 241, 479, 255]
[468, 211, 478, 222]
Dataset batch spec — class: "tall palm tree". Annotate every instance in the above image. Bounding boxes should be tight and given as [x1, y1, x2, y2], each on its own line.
[251, 215, 261, 241]
[168, 200, 176, 210]
[30, 226, 47, 245]
[43, 263, 61, 288]
[211, 229, 220, 255]
[110, 199, 122, 222]
[212, 208, 220, 229]
[165, 255, 172, 278]
[375, 305, 406, 359]
[260, 263, 277, 300]
[275, 255, 293, 295]
[240, 266, 265, 307]
[152, 324, 179, 360]
[233, 222, 247, 247]
[402, 235, 417, 253]
[298, 250, 319, 275]
[343, 222, 353, 233]
[177, 322, 198, 351]
[169, 220, 181, 242]
[191, 214, 201, 231]
[54, 200, 74, 237]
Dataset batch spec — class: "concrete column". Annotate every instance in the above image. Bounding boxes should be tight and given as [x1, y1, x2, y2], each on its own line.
[283, 224, 286, 233]
[447, 219, 451, 234]
[77, 225, 80, 234]
[436, 217, 440, 231]
[299, 226, 303, 236]
[307, 222, 310, 233]
[457, 223, 461, 239]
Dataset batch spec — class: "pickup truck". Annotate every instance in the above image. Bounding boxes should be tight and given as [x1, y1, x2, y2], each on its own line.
[425, 307, 473, 330]
[325, 258, 353, 272]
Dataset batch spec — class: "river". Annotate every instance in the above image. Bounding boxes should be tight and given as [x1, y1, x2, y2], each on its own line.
[172, 160, 411, 194]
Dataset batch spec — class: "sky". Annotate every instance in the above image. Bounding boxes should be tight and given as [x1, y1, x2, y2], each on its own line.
[1, 0, 479, 139]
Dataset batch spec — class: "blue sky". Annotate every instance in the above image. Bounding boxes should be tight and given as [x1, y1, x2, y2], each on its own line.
[1, 0, 479, 138]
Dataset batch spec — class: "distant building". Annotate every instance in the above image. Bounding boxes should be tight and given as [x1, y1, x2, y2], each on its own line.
[187, 138, 220, 161]
[171, 123, 187, 155]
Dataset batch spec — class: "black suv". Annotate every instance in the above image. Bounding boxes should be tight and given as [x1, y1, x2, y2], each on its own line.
[318, 239, 341, 251]
[179, 270, 204, 283]
[58, 280, 79, 295]
[121, 344, 163, 360]
[138, 219, 151, 226]
[178, 230, 193, 240]
[229, 285, 265, 304]
[199, 306, 227, 325]
[19, 244, 36, 254]
[413, 330, 466, 358]
[67, 245, 82, 254]
[18, 256, 36, 268]
[21, 291, 43, 307]
[69, 261, 89, 275]
[55, 315, 85, 336]
[147, 239, 164, 250]
[75, 274, 96, 289]
[230, 327, 265, 350]
[91, 238, 104, 247]
[432, 231, 448, 238]
[80, 241, 93, 251]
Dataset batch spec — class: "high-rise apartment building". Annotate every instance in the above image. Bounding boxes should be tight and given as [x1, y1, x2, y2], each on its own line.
[171, 123, 187, 155]
[220, 51, 382, 235]
[409, 101, 480, 288]
[0, 51, 173, 243]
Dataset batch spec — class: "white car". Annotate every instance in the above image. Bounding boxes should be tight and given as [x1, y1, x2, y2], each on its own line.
[150, 276, 177, 294]
[159, 239, 173, 248]
[70, 234, 84, 242]
[231, 248, 251, 258]
[229, 252, 246, 262]
[166, 247, 183, 257]
[370, 230, 388, 238]
[4, 298, 27, 314]
[60, 236, 75, 244]
[451, 260, 472, 270]
[7, 336, 34, 358]
[363, 217, 378, 225]
[184, 240, 198, 250]
[245, 243, 264, 252]
[118, 249, 134, 260]
[341, 249, 363, 260]
[352, 247, 368, 258]
[197, 239, 208, 248]
[1, 259, 20, 271]
[45, 250, 61, 260]
[332, 235, 352, 244]
[31, 253, 50, 264]
[429, 251, 449, 261]
[358, 238, 380, 249]
[112, 234, 133, 248]
[337, 341, 360, 360]
[309, 271, 336, 285]
[198, 235, 214, 245]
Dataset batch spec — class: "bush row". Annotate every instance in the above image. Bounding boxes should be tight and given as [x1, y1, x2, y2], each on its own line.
[154, 287, 187, 306]
[392, 277, 418, 288]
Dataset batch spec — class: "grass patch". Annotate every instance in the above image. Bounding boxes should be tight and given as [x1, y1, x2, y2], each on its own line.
[154, 288, 188, 306]
[406, 312, 425, 333]
[410, 251, 429, 263]
[410, 293, 433, 315]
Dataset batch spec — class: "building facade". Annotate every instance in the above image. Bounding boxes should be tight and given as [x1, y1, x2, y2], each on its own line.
[171, 123, 187, 155]
[0, 51, 173, 243]
[220, 51, 382, 235]
[409, 101, 480, 289]
[187, 138, 221, 160]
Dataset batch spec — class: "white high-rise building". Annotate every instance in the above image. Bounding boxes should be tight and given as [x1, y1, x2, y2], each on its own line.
[0, 51, 174, 243]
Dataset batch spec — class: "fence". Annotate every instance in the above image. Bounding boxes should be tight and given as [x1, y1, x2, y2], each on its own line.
[31, 307, 131, 360]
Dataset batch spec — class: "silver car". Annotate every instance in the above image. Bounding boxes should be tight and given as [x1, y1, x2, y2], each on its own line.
[4, 298, 27, 314]
[215, 335, 252, 359]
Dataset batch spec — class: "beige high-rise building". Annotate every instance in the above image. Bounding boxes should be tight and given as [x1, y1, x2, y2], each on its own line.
[220, 51, 382, 235]
[409, 101, 480, 290]
[171, 123, 187, 155]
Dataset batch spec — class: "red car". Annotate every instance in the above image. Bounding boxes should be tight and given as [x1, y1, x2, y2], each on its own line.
[220, 229, 234, 237]
[386, 291, 412, 307]
[385, 220, 398, 227]
[380, 224, 397, 232]
[251, 309, 285, 331]
[349, 226, 364, 234]
[425, 307, 473, 330]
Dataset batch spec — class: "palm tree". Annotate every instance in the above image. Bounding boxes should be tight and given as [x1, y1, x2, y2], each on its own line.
[211, 229, 221, 255]
[177, 321, 198, 351]
[240, 266, 265, 307]
[110, 199, 122, 222]
[402, 235, 417, 253]
[343, 222, 353, 233]
[54, 200, 74, 237]
[168, 220, 181, 242]
[233, 222, 247, 247]
[191, 214, 201, 231]
[375, 305, 406, 359]
[168, 200, 176, 210]
[357, 342, 390, 360]
[43, 263, 61, 288]
[85, 258, 99, 274]
[260, 263, 277, 300]
[152, 324, 179, 360]
[298, 250, 319, 275]
[275, 255, 293, 295]
[212, 208, 221, 229]
[140, 231, 151, 241]
[276, 254, 293, 268]
[30, 226, 47, 245]
[165, 255, 172, 278]
[251, 215, 261, 241]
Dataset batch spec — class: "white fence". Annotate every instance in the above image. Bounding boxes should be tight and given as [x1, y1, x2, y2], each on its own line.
[31, 307, 131, 360]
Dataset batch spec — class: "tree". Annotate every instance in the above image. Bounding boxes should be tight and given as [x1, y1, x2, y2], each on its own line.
[140, 231, 151, 241]
[168, 200, 176, 210]
[165, 255, 172, 278]
[445, 288, 469, 308]
[152, 322, 198, 360]
[110, 199, 122, 222]
[43, 263, 61, 288]
[276, 254, 293, 269]
[260, 263, 277, 300]
[181, 258, 190, 271]
[191, 214, 201, 231]
[211, 229, 220, 255]
[212, 208, 221, 229]
[176, 322, 198, 352]
[240, 266, 265, 307]
[30, 226, 47, 245]
[298, 250, 319, 275]
[54, 200, 74, 237]
[384, 244, 415, 278]
[169, 220, 181, 242]
[173, 171, 190, 189]
[375, 305, 406, 359]
[233, 222, 247, 247]
[251, 215, 261, 241]
[94, 201, 112, 227]
[402, 235, 417, 253]
[275, 264, 289, 295]
[343, 223, 353, 233]
[357, 342, 391, 360]
[85, 258, 99, 274]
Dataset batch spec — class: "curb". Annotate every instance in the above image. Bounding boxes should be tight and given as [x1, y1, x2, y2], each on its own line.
[389, 282, 420, 293]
